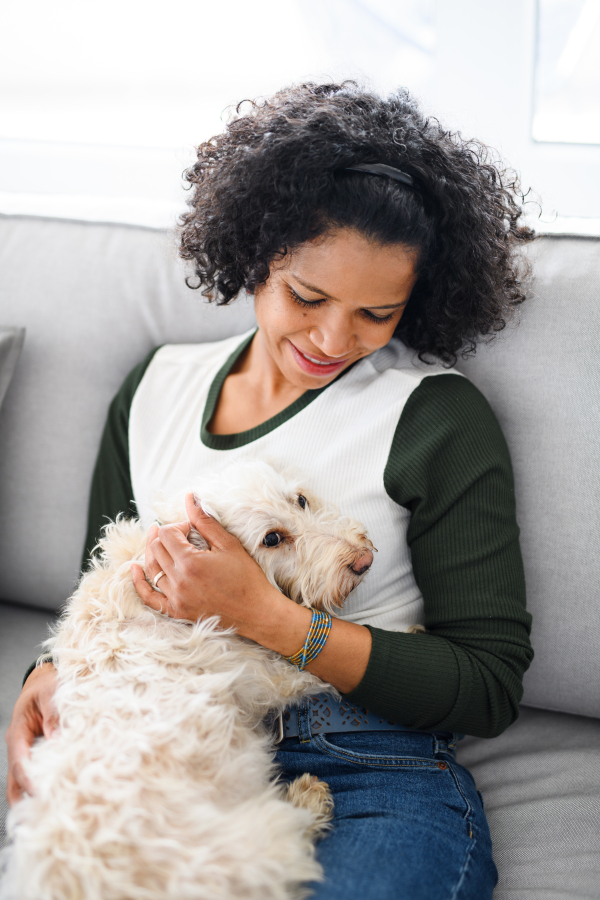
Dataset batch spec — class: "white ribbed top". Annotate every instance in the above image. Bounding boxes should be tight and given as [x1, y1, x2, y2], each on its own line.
[129, 331, 452, 631]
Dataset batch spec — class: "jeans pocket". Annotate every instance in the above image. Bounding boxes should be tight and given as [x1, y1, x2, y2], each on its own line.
[313, 732, 443, 769]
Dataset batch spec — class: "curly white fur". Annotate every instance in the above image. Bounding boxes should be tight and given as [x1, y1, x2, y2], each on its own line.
[1, 461, 375, 900]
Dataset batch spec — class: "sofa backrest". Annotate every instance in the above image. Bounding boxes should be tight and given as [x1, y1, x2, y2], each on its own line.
[1, 215, 598, 720]
[456, 235, 600, 720]
[0, 215, 256, 610]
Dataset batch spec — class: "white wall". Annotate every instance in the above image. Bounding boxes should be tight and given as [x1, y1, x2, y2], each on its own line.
[428, 0, 600, 223]
[0, 0, 598, 229]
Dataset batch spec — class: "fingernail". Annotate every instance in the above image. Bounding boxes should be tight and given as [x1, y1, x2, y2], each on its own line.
[192, 493, 201, 508]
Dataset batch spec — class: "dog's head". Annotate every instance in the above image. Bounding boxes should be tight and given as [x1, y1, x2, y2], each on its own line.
[159, 461, 374, 613]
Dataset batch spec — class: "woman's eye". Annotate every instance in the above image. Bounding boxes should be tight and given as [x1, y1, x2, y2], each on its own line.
[362, 310, 395, 325]
[263, 532, 283, 547]
[290, 285, 395, 324]
[298, 494, 307, 509]
[289, 286, 326, 309]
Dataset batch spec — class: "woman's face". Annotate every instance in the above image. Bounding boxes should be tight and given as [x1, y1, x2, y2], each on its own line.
[252, 227, 419, 390]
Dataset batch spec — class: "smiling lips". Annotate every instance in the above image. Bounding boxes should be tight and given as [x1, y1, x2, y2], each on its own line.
[288, 341, 351, 377]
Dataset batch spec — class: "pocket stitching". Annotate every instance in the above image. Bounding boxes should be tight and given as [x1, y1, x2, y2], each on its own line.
[446, 762, 473, 823]
[313, 734, 443, 768]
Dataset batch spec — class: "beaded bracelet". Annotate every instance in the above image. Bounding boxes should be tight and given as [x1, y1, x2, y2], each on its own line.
[283, 609, 332, 671]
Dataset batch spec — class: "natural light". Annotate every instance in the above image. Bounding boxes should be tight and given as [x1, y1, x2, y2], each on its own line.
[0, 0, 599, 227]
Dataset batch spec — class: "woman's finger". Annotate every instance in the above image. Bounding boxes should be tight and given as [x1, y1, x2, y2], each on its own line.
[144, 524, 161, 578]
[145, 520, 198, 579]
[6, 735, 34, 804]
[38, 674, 60, 739]
[184, 494, 237, 551]
[150, 532, 177, 576]
[132, 563, 167, 612]
[155, 522, 201, 561]
[41, 705, 60, 740]
[5, 663, 58, 806]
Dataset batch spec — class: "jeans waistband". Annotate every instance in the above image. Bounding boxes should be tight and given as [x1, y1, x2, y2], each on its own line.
[274, 693, 463, 746]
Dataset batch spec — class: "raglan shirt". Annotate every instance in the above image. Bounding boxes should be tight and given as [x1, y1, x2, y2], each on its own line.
[43, 333, 533, 740]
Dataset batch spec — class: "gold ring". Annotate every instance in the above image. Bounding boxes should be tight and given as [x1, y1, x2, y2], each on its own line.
[153, 570, 166, 588]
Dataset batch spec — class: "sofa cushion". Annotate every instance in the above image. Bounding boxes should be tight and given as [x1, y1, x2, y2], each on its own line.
[0, 215, 256, 610]
[457, 706, 600, 900]
[456, 236, 600, 719]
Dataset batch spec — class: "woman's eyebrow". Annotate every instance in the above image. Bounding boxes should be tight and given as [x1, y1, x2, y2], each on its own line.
[290, 274, 408, 309]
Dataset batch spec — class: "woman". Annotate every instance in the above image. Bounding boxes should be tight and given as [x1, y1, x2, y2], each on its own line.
[7, 82, 534, 898]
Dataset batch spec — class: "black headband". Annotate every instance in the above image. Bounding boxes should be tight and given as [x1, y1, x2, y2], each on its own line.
[345, 163, 414, 187]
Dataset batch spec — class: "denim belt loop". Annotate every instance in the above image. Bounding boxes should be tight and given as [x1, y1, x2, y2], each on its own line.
[433, 733, 458, 757]
[297, 698, 313, 743]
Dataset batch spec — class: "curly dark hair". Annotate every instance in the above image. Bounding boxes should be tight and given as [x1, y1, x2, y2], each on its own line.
[179, 81, 535, 365]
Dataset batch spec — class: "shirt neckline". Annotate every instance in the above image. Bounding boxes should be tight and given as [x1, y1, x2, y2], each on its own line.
[200, 331, 353, 450]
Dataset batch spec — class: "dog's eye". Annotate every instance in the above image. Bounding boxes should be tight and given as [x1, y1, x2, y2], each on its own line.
[297, 495, 307, 510]
[263, 532, 283, 547]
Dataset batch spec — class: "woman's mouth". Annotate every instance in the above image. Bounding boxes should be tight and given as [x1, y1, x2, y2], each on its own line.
[288, 341, 350, 377]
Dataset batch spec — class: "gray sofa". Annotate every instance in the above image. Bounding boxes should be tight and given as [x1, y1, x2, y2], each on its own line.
[1, 213, 599, 899]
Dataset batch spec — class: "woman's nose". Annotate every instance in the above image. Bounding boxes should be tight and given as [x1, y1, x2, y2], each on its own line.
[309, 318, 356, 357]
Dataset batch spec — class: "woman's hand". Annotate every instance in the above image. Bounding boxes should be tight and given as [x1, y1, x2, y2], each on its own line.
[131, 493, 372, 692]
[131, 494, 283, 637]
[5, 662, 58, 806]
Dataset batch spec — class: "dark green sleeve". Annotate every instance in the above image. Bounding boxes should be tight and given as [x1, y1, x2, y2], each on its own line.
[344, 374, 534, 739]
[23, 348, 159, 686]
[81, 347, 160, 567]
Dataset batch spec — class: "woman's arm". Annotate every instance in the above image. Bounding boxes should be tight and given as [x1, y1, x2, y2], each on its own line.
[345, 374, 534, 738]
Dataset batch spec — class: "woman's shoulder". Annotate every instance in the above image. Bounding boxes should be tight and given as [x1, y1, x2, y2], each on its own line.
[369, 338, 460, 385]
[150, 329, 255, 372]
[384, 359, 513, 514]
[108, 330, 255, 423]
[400, 367, 505, 445]
[370, 338, 497, 426]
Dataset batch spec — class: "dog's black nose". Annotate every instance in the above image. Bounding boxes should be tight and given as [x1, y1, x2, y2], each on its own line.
[351, 550, 373, 575]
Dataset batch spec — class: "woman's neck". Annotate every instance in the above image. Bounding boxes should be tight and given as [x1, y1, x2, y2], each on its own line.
[207, 332, 306, 436]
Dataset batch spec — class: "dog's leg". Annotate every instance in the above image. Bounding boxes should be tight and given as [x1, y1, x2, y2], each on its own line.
[285, 774, 334, 840]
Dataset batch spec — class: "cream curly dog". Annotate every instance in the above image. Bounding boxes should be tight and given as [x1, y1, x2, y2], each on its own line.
[1, 461, 376, 900]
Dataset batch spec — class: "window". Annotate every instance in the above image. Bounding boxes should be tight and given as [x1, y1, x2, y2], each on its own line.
[1, 0, 598, 228]
[533, 0, 600, 145]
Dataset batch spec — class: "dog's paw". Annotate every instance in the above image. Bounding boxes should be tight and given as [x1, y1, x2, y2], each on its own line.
[285, 773, 334, 840]
[406, 624, 427, 634]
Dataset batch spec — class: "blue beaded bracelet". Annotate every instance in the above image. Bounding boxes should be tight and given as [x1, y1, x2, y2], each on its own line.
[283, 609, 332, 671]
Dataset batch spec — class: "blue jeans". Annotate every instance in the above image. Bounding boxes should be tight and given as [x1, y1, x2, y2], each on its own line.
[276, 726, 498, 899]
